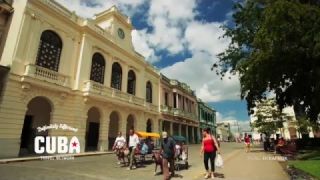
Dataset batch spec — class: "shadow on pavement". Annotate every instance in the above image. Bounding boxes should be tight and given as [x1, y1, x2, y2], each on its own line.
[171, 174, 183, 178]
[249, 149, 265, 153]
[214, 172, 225, 178]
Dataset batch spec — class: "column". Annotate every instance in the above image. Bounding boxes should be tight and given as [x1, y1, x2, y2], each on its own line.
[186, 125, 189, 144]
[170, 122, 173, 136]
[176, 94, 179, 108]
[98, 110, 110, 152]
[121, 64, 128, 93]
[178, 124, 181, 136]
[191, 126, 195, 144]
[105, 55, 113, 86]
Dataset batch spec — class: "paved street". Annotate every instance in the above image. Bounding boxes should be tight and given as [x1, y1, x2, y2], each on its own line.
[0, 143, 289, 180]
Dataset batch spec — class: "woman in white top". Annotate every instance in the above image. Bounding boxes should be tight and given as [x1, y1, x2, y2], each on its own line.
[113, 132, 126, 164]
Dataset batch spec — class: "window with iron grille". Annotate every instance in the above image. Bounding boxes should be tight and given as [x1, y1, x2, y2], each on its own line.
[36, 30, 62, 72]
[127, 70, 136, 95]
[111, 62, 122, 90]
[146, 81, 152, 103]
[90, 53, 105, 84]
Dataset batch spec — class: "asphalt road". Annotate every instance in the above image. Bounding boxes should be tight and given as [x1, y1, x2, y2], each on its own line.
[0, 142, 242, 180]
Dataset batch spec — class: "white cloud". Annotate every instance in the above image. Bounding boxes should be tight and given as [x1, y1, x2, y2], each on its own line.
[161, 51, 240, 102]
[132, 29, 159, 63]
[185, 21, 229, 55]
[55, 0, 146, 18]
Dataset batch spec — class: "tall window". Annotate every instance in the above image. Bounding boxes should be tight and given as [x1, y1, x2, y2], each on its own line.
[164, 92, 168, 106]
[127, 70, 136, 95]
[146, 81, 152, 103]
[111, 62, 122, 90]
[90, 53, 105, 84]
[36, 30, 62, 71]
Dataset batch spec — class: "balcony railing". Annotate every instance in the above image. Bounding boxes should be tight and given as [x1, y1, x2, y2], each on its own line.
[161, 105, 197, 120]
[130, 95, 145, 106]
[24, 64, 69, 87]
[83, 80, 158, 112]
[145, 102, 159, 112]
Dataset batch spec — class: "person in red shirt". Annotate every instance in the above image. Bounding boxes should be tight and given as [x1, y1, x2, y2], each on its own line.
[200, 128, 220, 179]
[244, 133, 251, 153]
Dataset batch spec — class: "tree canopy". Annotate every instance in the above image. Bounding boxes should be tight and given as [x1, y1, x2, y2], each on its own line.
[215, 0, 320, 122]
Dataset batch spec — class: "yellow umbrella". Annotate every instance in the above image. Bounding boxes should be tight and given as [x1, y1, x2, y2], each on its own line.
[136, 131, 160, 138]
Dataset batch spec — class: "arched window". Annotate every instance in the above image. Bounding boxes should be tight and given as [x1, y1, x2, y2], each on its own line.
[127, 70, 136, 95]
[111, 62, 122, 90]
[36, 30, 62, 72]
[146, 81, 152, 103]
[90, 53, 105, 84]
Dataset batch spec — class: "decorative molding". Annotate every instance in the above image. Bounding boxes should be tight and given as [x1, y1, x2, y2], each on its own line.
[20, 86, 60, 108]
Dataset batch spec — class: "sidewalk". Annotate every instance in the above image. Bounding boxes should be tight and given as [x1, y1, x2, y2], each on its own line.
[213, 146, 290, 180]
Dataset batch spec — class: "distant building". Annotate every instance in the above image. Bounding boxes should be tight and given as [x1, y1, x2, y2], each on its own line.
[216, 122, 231, 141]
[160, 74, 199, 144]
[250, 99, 318, 140]
[197, 99, 216, 136]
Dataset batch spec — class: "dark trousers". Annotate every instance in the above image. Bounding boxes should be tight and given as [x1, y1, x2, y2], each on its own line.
[204, 151, 216, 172]
[263, 142, 268, 151]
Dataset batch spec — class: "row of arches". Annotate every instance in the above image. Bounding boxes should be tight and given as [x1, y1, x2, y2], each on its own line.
[35, 30, 153, 103]
[19, 96, 155, 156]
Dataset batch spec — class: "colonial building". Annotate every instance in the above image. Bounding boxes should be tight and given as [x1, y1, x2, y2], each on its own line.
[160, 74, 199, 144]
[0, 0, 13, 58]
[0, 0, 160, 158]
[198, 99, 216, 135]
[0, 0, 13, 100]
[216, 122, 231, 141]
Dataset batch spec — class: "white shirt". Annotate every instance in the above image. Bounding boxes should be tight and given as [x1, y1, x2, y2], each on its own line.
[129, 133, 139, 148]
[262, 134, 266, 142]
[114, 136, 126, 148]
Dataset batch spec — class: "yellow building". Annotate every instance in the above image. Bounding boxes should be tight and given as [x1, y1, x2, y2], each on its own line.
[0, 0, 161, 158]
[160, 74, 199, 144]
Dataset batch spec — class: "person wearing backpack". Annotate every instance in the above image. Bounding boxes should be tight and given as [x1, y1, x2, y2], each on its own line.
[200, 128, 220, 179]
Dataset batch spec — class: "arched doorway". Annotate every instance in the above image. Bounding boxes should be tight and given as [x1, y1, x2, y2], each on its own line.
[85, 107, 100, 151]
[146, 119, 152, 132]
[126, 114, 135, 141]
[108, 111, 120, 150]
[19, 96, 52, 156]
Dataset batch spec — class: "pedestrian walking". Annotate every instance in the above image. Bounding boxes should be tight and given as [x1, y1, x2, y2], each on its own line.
[160, 131, 175, 180]
[127, 129, 139, 170]
[112, 132, 126, 165]
[244, 133, 251, 153]
[200, 128, 220, 179]
[261, 133, 268, 151]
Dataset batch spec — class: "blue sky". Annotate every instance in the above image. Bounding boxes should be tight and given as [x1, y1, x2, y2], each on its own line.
[57, 0, 250, 125]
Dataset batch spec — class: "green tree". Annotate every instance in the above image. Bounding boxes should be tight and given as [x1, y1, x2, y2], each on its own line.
[215, 0, 320, 122]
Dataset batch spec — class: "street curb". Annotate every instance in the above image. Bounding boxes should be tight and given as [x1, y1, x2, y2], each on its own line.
[0, 151, 114, 164]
